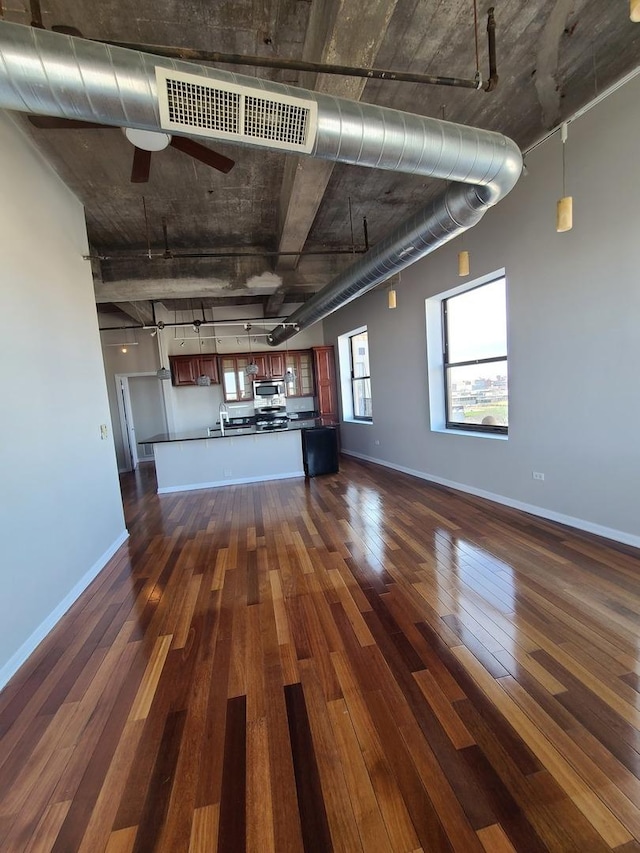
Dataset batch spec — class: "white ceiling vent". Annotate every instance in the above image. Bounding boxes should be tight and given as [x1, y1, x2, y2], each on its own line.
[156, 67, 317, 154]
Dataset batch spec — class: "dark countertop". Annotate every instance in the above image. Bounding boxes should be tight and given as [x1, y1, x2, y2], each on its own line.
[141, 418, 338, 444]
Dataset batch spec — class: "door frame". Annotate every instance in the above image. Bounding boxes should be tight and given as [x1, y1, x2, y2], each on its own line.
[115, 371, 166, 471]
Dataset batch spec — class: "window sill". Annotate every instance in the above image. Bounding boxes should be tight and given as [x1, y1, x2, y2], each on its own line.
[433, 427, 508, 441]
[343, 417, 374, 425]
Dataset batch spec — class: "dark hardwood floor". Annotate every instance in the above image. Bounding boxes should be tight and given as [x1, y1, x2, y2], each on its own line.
[1, 457, 640, 851]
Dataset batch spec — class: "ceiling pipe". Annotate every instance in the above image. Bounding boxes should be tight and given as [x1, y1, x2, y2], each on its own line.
[51, 8, 500, 92]
[0, 22, 521, 345]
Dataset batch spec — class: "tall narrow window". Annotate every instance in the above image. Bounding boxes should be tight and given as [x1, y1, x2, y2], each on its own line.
[350, 330, 372, 420]
[443, 276, 508, 433]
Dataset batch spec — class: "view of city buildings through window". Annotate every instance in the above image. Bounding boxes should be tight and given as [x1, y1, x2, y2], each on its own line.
[350, 330, 372, 419]
[443, 277, 508, 431]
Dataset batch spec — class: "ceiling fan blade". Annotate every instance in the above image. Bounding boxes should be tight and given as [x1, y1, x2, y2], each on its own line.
[169, 136, 235, 174]
[131, 146, 152, 183]
[27, 115, 107, 130]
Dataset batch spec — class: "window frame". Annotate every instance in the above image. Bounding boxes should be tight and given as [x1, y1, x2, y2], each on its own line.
[349, 330, 372, 422]
[441, 276, 508, 435]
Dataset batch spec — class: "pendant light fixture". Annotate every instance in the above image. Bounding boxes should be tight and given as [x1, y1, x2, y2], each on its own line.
[194, 313, 211, 386]
[155, 321, 171, 380]
[556, 123, 573, 233]
[388, 274, 397, 309]
[458, 250, 470, 276]
[631, 0, 640, 22]
[245, 324, 259, 376]
[284, 334, 294, 384]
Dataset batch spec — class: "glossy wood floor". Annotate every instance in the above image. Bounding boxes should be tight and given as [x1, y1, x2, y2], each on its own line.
[2, 458, 640, 852]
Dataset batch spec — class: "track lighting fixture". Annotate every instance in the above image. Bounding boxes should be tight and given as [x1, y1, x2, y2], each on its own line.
[458, 250, 470, 276]
[556, 123, 573, 233]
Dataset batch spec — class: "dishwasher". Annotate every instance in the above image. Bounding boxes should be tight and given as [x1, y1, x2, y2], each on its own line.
[301, 426, 339, 477]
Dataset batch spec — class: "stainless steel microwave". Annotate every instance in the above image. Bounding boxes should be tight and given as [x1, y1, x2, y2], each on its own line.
[253, 379, 285, 398]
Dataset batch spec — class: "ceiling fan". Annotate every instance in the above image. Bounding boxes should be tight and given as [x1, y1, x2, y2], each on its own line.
[26, 115, 235, 183]
[23, 5, 236, 182]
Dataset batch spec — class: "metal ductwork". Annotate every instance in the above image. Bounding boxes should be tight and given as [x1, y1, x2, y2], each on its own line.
[0, 21, 522, 344]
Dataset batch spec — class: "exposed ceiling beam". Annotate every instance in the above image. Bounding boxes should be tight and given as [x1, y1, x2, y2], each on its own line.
[276, 0, 400, 273]
[264, 289, 287, 318]
[113, 300, 154, 325]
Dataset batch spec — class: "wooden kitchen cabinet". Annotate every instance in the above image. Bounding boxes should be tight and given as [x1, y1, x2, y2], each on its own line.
[284, 350, 314, 398]
[251, 352, 286, 379]
[312, 346, 338, 419]
[220, 355, 253, 401]
[169, 354, 219, 386]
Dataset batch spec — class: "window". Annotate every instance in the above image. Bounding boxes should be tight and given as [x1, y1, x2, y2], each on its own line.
[350, 330, 372, 419]
[442, 276, 508, 433]
[337, 325, 373, 422]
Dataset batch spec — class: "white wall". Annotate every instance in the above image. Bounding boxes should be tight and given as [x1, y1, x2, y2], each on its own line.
[0, 112, 128, 687]
[324, 73, 640, 547]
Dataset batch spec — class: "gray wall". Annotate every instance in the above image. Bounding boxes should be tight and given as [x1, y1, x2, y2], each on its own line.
[324, 73, 640, 546]
[0, 112, 128, 687]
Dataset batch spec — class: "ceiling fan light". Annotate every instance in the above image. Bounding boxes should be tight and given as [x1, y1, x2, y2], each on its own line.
[123, 127, 172, 151]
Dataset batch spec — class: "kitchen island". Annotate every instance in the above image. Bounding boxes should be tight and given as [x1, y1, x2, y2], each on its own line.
[143, 419, 335, 493]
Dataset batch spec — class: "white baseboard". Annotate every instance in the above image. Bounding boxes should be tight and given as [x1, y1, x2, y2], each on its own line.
[342, 450, 640, 550]
[0, 529, 130, 692]
[157, 471, 306, 494]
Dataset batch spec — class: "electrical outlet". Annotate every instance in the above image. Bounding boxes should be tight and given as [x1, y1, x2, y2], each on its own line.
[532, 471, 545, 481]
[100, 424, 108, 440]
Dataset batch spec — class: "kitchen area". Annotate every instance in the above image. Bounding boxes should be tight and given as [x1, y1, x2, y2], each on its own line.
[100, 313, 340, 494]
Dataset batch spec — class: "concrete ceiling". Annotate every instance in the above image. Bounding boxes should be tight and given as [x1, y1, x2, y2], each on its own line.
[4, 0, 640, 327]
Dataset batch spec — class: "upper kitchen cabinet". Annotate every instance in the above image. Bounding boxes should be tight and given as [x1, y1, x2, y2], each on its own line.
[312, 346, 338, 419]
[284, 351, 314, 398]
[169, 354, 219, 387]
[221, 355, 253, 402]
[251, 352, 286, 380]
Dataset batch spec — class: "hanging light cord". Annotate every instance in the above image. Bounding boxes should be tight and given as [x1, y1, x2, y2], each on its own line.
[561, 123, 568, 197]
[473, 0, 480, 76]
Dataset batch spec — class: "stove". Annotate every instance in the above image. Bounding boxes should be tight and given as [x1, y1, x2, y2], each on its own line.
[256, 421, 289, 432]
[255, 405, 288, 431]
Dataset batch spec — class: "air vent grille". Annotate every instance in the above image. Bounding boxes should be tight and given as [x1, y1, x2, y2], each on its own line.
[165, 78, 240, 134]
[156, 68, 317, 154]
[244, 96, 309, 146]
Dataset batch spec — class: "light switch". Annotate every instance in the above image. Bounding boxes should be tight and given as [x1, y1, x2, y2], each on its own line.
[100, 424, 109, 440]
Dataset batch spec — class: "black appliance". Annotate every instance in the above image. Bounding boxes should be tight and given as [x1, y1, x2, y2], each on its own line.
[301, 427, 339, 477]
